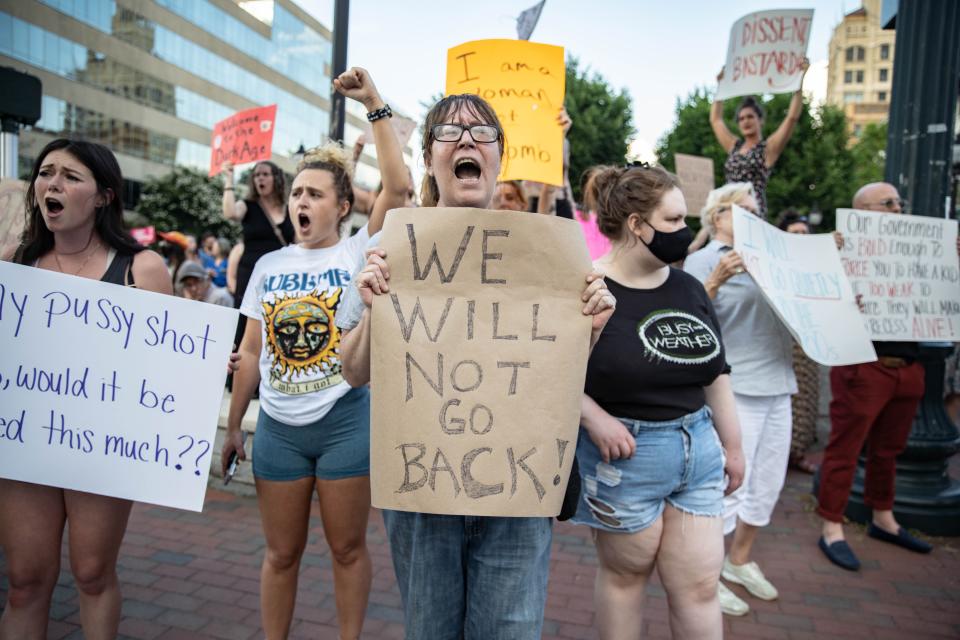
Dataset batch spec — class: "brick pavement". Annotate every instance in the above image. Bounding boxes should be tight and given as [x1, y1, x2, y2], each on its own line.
[2, 463, 959, 639]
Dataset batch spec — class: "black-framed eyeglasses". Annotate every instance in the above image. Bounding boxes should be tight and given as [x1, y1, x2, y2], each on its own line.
[432, 123, 500, 143]
[868, 198, 907, 211]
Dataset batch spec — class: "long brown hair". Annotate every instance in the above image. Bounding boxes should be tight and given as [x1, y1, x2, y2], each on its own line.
[16, 138, 142, 265]
[247, 161, 286, 208]
[420, 94, 505, 207]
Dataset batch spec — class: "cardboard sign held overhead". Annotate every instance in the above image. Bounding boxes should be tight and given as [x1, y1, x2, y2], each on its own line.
[208, 104, 277, 176]
[733, 206, 876, 366]
[0, 262, 238, 511]
[446, 40, 565, 186]
[717, 9, 814, 100]
[837, 208, 960, 341]
[675, 154, 715, 218]
[370, 208, 591, 517]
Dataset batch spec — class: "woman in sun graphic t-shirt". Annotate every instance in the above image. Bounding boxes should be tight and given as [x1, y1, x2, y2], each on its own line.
[221, 67, 407, 640]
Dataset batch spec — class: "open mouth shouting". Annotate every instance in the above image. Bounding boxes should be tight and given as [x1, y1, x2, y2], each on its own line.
[454, 157, 482, 184]
[45, 197, 65, 215]
[297, 211, 312, 234]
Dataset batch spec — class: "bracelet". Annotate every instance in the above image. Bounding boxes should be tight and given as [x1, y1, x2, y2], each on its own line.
[366, 104, 392, 122]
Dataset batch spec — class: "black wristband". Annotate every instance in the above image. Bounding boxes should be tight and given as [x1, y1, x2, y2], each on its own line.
[366, 104, 392, 122]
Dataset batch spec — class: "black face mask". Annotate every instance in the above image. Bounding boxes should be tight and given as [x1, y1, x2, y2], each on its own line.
[640, 220, 693, 264]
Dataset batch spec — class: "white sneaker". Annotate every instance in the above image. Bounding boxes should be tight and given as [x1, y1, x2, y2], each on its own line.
[722, 557, 779, 601]
[718, 581, 749, 616]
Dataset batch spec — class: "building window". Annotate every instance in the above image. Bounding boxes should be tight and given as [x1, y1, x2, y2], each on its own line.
[845, 46, 854, 62]
[856, 70, 864, 83]
[881, 44, 890, 60]
[845, 70, 853, 83]
[853, 124, 863, 137]
[879, 68, 888, 82]
[856, 46, 865, 61]
[878, 91, 887, 102]
[844, 92, 864, 104]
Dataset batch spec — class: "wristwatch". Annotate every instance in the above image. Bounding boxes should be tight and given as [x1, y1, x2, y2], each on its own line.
[366, 104, 392, 122]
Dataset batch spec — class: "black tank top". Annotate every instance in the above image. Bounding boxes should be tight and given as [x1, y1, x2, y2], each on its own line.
[240, 199, 295, 270]
[101, 251, 136, 286]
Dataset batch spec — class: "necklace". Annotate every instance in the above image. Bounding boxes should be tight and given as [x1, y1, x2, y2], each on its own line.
[54, 240, 101, 276]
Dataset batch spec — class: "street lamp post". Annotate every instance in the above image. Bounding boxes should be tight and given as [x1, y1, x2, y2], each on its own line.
[328, 0, 349, 144]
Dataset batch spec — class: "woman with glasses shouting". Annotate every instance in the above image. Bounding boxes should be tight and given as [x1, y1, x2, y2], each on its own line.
[710, 59, 809, 218]
[334, 94, 616, 639]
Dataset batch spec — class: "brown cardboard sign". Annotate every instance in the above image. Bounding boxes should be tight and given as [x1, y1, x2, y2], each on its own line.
[371, 208, 592, 516]
[675, 154, 715, 218]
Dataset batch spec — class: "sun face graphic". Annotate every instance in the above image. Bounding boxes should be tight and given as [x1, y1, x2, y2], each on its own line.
[262, 289, 342, 378]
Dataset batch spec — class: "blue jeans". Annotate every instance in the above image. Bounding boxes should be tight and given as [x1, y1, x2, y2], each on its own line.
[382, 510, 552, 640]
[571, 406, 725, 533]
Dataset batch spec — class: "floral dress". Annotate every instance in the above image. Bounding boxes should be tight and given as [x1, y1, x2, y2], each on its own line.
[724, 139, 770, 217]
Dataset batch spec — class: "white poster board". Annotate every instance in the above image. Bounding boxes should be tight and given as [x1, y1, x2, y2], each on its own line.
[717, 9, 814, 100]
[733, 206, 876, 365]
[837, 208, 960, 341]
[0, 261, 238, 511]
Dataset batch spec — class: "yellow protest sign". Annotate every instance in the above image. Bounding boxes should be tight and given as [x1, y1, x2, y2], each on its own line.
[446, 39, 565, 186]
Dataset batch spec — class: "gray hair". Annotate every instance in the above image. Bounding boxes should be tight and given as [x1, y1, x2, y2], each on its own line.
[701, 182, 756, 237]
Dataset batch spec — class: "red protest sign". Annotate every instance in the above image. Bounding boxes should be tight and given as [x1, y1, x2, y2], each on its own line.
[208, 105, 277, 176]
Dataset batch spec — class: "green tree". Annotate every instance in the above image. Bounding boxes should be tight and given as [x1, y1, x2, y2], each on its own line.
[136, 166, 240, 239]
[850, 122, 888, 187]
[655, 90, 860, 229]
[565, 57, 635, 201]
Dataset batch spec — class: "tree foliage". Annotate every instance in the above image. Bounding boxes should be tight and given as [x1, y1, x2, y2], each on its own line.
[565, 57, 635, 201]
[655, 89, 886, 230]
[136, 166, 240, 240]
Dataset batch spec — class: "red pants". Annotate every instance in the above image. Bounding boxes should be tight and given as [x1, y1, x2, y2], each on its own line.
[817, 361, 924, 522]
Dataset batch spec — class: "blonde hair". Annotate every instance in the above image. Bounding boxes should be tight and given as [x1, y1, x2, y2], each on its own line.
[295, 140, 355, 209]
[701, 182, 756, 237]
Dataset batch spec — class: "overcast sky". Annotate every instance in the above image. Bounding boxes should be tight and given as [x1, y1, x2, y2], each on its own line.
[298, 0, 855, 165]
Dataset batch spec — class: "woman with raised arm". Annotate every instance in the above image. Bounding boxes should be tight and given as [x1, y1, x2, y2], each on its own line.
[572, 164, 745, 640]
[220, 155, 294, 348]
[0, 139, 172, 640]
[334, 93, 616, 639]
[220, 67, 406, 640]
[709, 59, 808, 217]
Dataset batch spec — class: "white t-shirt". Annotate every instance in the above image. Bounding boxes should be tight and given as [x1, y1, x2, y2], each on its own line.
[240, 226, 370, 426]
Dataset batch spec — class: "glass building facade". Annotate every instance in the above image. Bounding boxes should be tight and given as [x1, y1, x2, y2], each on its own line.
[2, 0, 404, 206]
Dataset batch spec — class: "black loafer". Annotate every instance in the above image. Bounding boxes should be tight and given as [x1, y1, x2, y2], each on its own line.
[867, 524, 933, 554]
[818, 536, 861, 571]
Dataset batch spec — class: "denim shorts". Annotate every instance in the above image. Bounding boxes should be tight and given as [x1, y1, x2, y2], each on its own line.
[252, 386, 370, 481]
[571, 406, 725, 533]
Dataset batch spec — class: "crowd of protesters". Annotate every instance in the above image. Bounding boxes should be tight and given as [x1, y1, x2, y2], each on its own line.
[2, 56, 957, 640]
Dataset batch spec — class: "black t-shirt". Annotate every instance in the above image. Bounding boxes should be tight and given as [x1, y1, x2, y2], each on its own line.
[585, 269, 730, 421]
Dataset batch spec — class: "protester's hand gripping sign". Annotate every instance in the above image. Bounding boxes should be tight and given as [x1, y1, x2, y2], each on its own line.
[837, 208, 960, 341]
[446, 40, 566, 186]
[733, 206, 876, 366]
[208, 104, 277, 176]
[370, 209, 591, 517]
[716, 9, 814, 100]
[0, 262, 238, 511]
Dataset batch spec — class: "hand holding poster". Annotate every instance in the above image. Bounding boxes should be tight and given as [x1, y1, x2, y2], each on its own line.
[733, 206, 876, 365]
[837, 208, 960, 341]
[0, 262, 238, 511]
[370, 208, 592, 517]
[446, 40, 565, 186]
[675, 154, 715, 218]
[716, 9, 814, 100]
[208, 104, 277, 177]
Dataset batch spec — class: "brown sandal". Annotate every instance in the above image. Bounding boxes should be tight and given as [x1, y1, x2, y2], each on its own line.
[789, 455, 817, 474]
